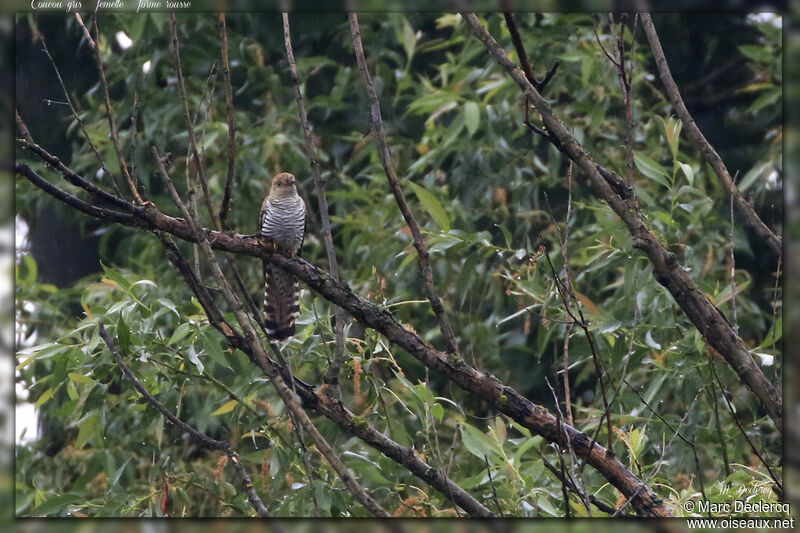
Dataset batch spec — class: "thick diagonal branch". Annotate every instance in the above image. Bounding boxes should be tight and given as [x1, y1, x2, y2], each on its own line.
[640, 13, 781, 258]
[349, 13, 461, 358]
[151, 154, 389, 518]
[15, 158, 670, 517]
[463, 12, 781, 432]
[158, 233, 492, 516]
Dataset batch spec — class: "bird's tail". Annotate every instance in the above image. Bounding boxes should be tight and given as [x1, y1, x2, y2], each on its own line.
[263, 261, 299, 340]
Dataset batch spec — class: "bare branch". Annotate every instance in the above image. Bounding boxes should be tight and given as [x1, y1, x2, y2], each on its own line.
[169, 13, 221, 231]
[88, 16, 144, 204]
[463, 11, 782, 432]
[282, 12, 347, 397]
[349, 13, 461, 358]
[36, 23, 122, 195]
[640, 13, 781, 258]
[502, 10, 560, 94]
[218, 13, 237, 229]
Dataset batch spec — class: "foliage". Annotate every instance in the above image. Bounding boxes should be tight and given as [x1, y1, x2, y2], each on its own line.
[15, 12, 781, 517]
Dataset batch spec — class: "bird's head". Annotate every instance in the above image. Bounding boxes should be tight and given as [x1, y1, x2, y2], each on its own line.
[270, 172, 297, 197]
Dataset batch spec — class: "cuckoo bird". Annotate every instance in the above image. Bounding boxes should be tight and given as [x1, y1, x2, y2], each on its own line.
[259, 172, 306, 340]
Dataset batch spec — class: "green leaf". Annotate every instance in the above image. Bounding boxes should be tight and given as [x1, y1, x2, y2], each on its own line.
[17, 253, 38, 286]
[512, 435, 543, 466]
[68, 373, 95, 384]
[32, 493, 80, 516]
[168, 322, 193, 345]
[17, 343, 67, 370]
[645, 330, 661, 351]
[656, 116, 682, 158]
[35, 386, 59, 407]
[747, 86, 780, 113]
[117, 315, 130, 355]
[432, 402, 444, 422]
[101, 262, 132, 292]
[408, 181, 451, 232]
[738, 160, 771, 192]
[402, 18, 416, 60]
[111, 457, 132, 485]
[211, 399, 239, 416]
[756, 316, 782, 350]
[629, 427, 646, 459]
[738, 44, 772, 65]
[76, 413, 99, 449]
[634, 151, 670, 188]
[677, 161, 694, 186]
[464, 101, 480, 136]
[187, 345, 204, 374]
[460, 423, 502, 461]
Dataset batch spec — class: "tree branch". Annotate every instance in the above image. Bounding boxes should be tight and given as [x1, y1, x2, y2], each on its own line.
[36, 23, 121, 195]
[15, 155, 669, 517]
[169, 13, 221, 231]
[97, 319, 272, 517]
[156, 156, 390, 518]
[282, 12, 348, 398]
[502, 10, 560, 94]
[463, 11, 782, 432]
[640, 13, 781, 258]
[217, 13, 237, 229]
[158, 232, 492, 516]
[349, 13, 461, 358]
[86, 16, 144, 204]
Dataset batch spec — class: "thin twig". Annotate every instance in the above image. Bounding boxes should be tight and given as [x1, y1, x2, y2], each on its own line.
[73, 13, 96, 50]
[97, 319, 272, 517]
[503, 11, 538, 86]
[640, 12, 781, 258]
[502, 9, 559, 94]
[708, 370, 732, 479]
[349, 12, 460, 358]
[707, 357, 782, 492]
[729, 173, 739, 334]
[770, 255, 781, 385]
[218, 13, 237, 229]
[606, 13, 635, 185]
[283, 12, 347, 397]
[540, 454, 630, 516]
[37, 23, 122, 196]
[544, 377, 579, 517]
[592, 14, 620, 68]
[622, 379, 708, 508]
[169, 13, 221, 231]
[560, 163, 574, 426]
[483, 455, 503, 517]
[89, 16, 144, 204]
[612, 384, 702, 517]
[130, 71, 141, 186]
[15, 110, 34, 143]
[542, 246, 613, 452]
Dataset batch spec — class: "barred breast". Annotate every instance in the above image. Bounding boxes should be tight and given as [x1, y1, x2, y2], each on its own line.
[260, 196, 306, 340]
